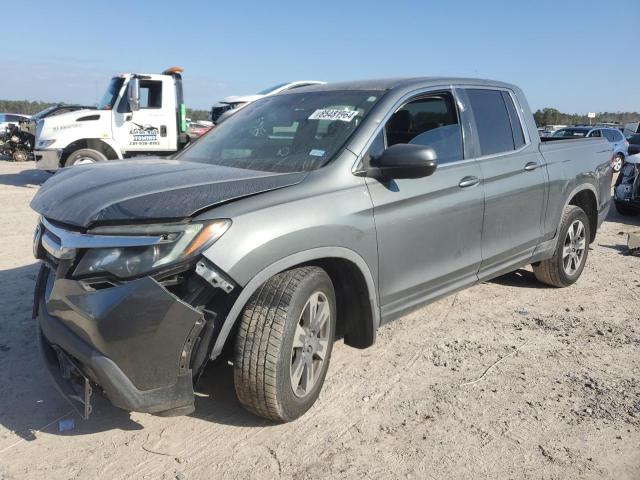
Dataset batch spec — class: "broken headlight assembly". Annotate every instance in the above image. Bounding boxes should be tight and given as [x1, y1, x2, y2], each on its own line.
[73, 219, 231, 279]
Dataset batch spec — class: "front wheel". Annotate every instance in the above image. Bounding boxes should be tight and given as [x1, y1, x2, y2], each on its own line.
[64, 148, 107, 167]
[533, 205, 590, 287]
[234, 266, 336, 422]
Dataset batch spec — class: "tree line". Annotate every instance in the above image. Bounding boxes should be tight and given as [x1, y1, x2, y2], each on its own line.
[0, 99, 210, 121]
[2, 98, 638, 128]
[533, 108, 640, 127]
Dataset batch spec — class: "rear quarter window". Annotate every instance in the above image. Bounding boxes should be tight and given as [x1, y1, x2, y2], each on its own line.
[466, 89, 516, 156]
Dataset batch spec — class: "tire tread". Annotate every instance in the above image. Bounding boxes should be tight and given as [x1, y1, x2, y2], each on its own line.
[234, 266, 324, 421]
[533, 205, 587, 287]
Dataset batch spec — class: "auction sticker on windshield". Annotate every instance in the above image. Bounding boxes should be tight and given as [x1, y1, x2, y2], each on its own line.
[308, 109, 358, 122]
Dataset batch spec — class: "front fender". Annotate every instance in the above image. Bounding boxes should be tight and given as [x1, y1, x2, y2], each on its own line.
[208, 247, 380, 360]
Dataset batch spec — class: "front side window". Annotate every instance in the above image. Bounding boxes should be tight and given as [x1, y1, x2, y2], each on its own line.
[588, 130, 601, 138]
[384, 93, 463, 164]
[466, 89, 517, 156]
[139, 80, 162, 109]
[179, 90, 382, 173]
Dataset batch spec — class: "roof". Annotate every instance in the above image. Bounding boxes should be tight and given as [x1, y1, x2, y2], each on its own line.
[277, 77, 516, 94]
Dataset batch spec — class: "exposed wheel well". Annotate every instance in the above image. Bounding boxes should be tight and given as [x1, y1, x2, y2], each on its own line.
[60, 139, 119, 165]
[310, 258, 376, 349]
[568, 189, 598, 242]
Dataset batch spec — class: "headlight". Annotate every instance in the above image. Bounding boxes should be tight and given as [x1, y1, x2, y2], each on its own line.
[73, 219, 231, 279]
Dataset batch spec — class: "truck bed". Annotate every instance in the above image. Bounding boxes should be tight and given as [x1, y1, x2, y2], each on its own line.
[538, 136, 613, 238]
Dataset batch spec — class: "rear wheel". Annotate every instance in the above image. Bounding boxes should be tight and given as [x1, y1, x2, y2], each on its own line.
[64, 148, 107, 167]
[533, 205, 590, 287]
[234, 266, 336, 422]
[612, 154, 624, 173]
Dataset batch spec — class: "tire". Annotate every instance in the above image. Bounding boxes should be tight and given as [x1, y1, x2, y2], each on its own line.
[533, 205, 590, 288]
[234, 266, 336, 422]
[11, 150, 27, 162]
[611, 154, 624, 173]
[64, 148, 107, 167]
[614, 201, 639, 217]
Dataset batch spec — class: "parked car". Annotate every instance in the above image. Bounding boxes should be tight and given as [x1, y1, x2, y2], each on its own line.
[32, 77, 612, 423]
[0, 113, 29, 133]
[553, 126, 628, 171]
[627, 133, 640, 147]
[22, 104, 95, 137]
[624, 121, 640, 137]
[187, 121, 213, 138]
[1, 105, 97, 161]
[209, 80, 325, 123]
[0, 123, 32, 162]
[614, 145, 640, 215]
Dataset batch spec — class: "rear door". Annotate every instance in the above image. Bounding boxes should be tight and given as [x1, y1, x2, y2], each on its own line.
[463, 88, 548, 280]
[365, 89, 484, 321]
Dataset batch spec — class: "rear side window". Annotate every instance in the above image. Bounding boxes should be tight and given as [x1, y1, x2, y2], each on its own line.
[467, 89, 517, 156]
[607, 129, 622, 142]
[602, 130, 615, 141]
[501, 92, 526, 149]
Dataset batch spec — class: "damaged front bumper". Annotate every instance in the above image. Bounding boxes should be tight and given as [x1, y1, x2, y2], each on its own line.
[35, 265, 213, 417]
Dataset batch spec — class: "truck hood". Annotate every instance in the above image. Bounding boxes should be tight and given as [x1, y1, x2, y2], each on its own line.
[31, 158, 307, 228]
[37, 109, 108, 145]
[40, 108, 101, 125]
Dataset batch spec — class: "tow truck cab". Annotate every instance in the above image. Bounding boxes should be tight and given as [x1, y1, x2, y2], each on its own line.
[34, 67, 189, 170]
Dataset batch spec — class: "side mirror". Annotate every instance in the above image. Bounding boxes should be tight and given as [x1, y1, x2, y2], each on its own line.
[628, 145, 640, 156]
[367, 144, 438, 179]
[128, 77, 140, 111]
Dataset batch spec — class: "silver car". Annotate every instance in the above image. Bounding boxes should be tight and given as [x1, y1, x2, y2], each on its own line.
[31, 78, 612, 422]
[553, 126, 628, 171]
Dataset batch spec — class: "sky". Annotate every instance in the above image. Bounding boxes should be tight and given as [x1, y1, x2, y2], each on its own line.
[3, 0, 639, 113]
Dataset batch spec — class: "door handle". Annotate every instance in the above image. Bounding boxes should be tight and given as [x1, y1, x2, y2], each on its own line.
[524, 162, 540, 171]
[458, 176, 480, 188]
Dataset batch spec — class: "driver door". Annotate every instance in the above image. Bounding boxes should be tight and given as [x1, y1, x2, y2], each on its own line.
[365, 90, 484, 322]
[113, 78, 175, 153]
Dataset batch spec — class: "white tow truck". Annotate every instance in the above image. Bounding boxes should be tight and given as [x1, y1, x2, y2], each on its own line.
[35, 67, 190, 170]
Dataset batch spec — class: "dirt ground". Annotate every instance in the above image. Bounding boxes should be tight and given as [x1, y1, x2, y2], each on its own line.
[0, 160, 638, 480]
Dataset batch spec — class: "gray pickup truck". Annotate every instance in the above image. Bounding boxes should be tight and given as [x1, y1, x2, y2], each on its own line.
[31, 78, 613, 422]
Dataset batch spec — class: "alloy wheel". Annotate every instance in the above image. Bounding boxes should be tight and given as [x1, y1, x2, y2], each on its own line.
[562, 219, 586, 276]
[290, 291, 331, 398]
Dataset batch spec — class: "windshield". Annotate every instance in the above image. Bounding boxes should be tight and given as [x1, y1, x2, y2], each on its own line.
[553, 128, 589, 138]
[256, 83, 290, 95]
[97, 77, 125, 110]
[179, 90, 382, 173]
[32, 105, 59, 120]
